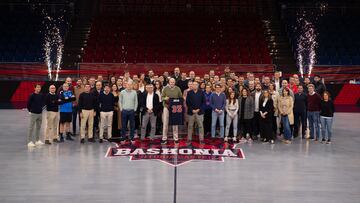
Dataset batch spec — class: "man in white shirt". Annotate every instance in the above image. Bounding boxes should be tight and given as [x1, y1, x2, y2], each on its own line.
[273, 71, 282, 91]
[140, 84, 160, 140]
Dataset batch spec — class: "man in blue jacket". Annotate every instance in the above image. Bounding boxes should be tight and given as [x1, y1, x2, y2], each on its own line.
[59, 83, 76, 142]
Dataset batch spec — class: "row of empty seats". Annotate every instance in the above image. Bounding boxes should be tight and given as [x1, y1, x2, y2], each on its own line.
[0, 6, 70, 62]
[83, 15, 272, 64]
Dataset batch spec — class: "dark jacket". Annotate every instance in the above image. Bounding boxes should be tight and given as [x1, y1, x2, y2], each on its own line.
[78, 92, 97, 111]
[320, 100, 335, 117]
[186, 90, 206, 115]
[294, 92, 307, 113]
[45, 93, 60, 112]
[307, 92, 322, 112]
[98, 92, 115, 112]
[27, 93, 44, 114]
[176, 79, 189, 93]
[140, 92, 161, 114]
[314, 81, 326, 96]
[259, 98, 274, 122]
[91, 89, 102, 112]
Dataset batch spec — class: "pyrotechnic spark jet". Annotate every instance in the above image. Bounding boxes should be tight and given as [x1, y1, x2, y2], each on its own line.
[41, 8, 65, 81]
[44, 40, 52, 79]
[295, 11, 318, 77]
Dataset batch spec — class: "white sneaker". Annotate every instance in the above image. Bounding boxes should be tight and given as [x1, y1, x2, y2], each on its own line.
[27, 142, 36, 147]
[224, 137, 228, 142]
[233, 137, 237, 142]
[35, 140, 44, 145]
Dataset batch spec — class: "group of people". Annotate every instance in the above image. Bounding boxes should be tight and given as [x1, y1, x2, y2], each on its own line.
[26, 67, 335, 147]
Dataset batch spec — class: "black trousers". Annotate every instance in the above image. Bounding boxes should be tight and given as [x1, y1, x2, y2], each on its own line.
[155, 110, 163, 135]
[294, 111, 307, 137]
[272, 115, 278, 135]
[239, 118, 252, 138]
[203, 109, 212, 135]
[93, 109, 100, 138]
[260, 118, 275, 141]
[253, 112, 261, 137]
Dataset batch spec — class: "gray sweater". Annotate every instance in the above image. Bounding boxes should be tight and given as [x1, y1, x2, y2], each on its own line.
[238, 96, 254, 119]
[119, 89, 138, 111]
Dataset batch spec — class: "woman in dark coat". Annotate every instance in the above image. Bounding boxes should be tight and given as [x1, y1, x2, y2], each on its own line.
[259, 90, 275, 144]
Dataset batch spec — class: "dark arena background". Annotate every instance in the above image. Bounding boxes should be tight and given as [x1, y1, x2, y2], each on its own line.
[0, 0, 360, 203]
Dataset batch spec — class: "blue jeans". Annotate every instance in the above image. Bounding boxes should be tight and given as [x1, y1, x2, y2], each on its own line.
[121, 110, 135, 140]
[211, 111, 225, 138]
[320, 116, 333, 140]
[307, 111, 320, 139]
[281, 115, 292, 141]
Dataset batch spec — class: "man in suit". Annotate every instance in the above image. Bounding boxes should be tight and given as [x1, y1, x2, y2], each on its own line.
[91, 81, 103, 139]
[251, 83, 263, 140]
[140, 84, 161, 140]
[172, 67, 181, 82]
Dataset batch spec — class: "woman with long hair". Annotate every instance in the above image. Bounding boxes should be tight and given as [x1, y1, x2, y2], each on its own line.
[138, 75, 146, 93]
[225, 91, 239, 142]
[278, 88, 294, 144]
[110, 76, 116, 86]
[320, 91, 335, 144]
[154, 80, 163, 135]
[259, 90, 275, 143]
[111, 83, 121, 138]
[238, 88, 255, 143]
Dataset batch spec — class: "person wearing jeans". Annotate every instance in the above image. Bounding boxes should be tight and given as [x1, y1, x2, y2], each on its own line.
[119, 80, 138, 142]
[225, 92, 239, 142]
[210, 84, 226, 138]
[320, 91, 335, 144]
[307, 84, 322, 141]
[278, 88, 294, 144]
[99, 85, 115, 142]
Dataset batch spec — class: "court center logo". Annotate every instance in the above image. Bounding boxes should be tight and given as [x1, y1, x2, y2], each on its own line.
[105, 138, 245, 166]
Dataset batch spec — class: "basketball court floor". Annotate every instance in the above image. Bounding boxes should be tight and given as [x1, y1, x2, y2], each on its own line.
[0, 109, 359, 203]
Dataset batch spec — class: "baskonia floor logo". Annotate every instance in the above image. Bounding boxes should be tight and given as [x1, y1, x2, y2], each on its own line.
[105, 138, 245, 166]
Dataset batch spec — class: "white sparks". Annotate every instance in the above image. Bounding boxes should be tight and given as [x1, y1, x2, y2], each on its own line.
[44, 40, 52, 79]
[295, 11, 318, 77]
[41, 8, 65, 81]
